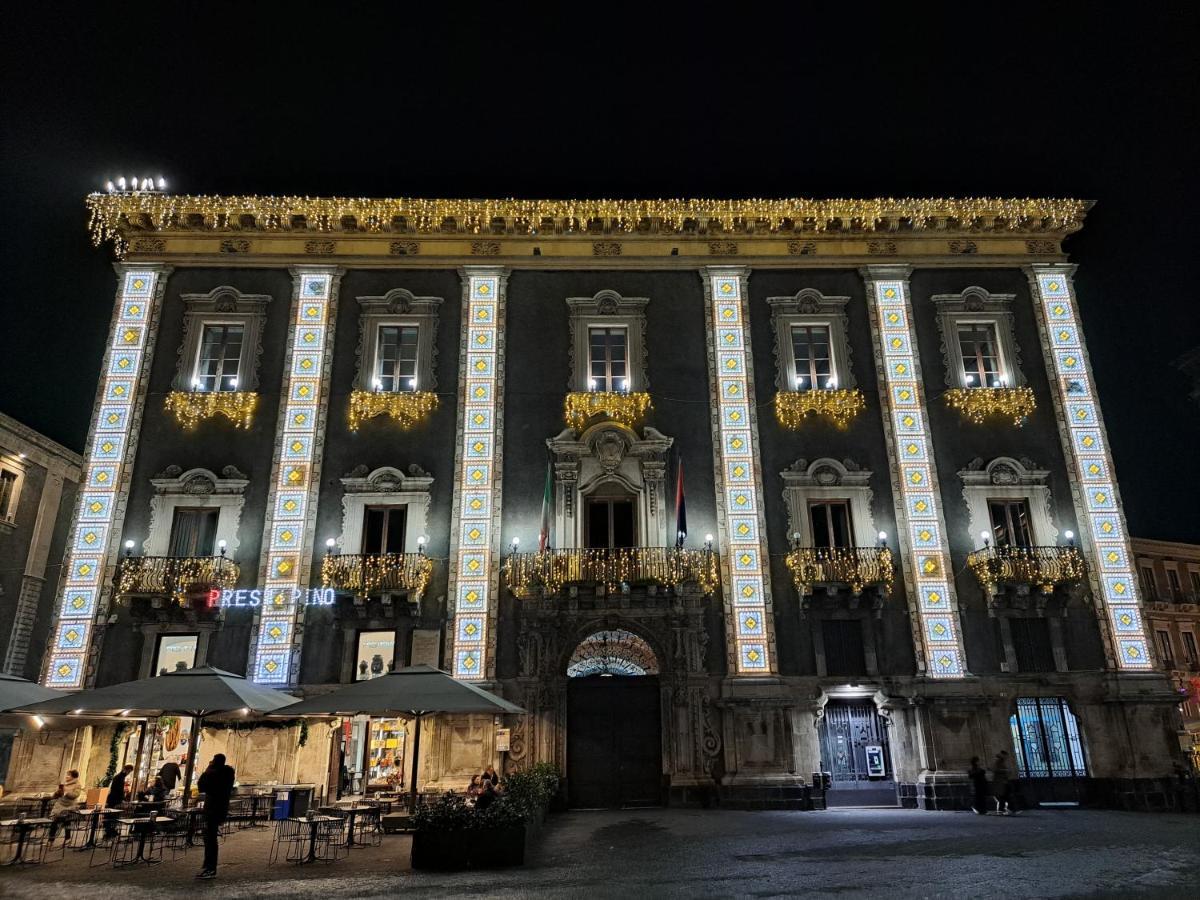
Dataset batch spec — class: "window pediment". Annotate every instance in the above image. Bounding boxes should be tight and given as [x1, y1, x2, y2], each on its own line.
[567, 290, 649, 392]
[176, 287, 271, 391]
[933, 286, 1022, 389]
[354, 289, 443, 392]
[767, 289, 855, 391]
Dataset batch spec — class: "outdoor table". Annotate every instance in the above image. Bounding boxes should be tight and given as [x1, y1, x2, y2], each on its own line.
[1, 818, 53, 865]
[243, 792, 272, 827]
[336, 804, 374, 847]
[115, 816, 171, 866]
[180, 806, 206, 847]
[75, 807, 124, 850]
[288, 816, 339, 864]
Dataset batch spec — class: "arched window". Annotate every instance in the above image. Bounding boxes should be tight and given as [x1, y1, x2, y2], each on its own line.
[1009, 697, 1088, 778]
[567, 630, 659, 677]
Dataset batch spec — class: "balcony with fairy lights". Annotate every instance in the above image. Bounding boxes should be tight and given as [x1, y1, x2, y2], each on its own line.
[320, 543, 434, 614]
[503, 545, 719, 604]
[966, 538, 1087, 611]
[115, 544, 240, 611]
[783, 537, 894, 616]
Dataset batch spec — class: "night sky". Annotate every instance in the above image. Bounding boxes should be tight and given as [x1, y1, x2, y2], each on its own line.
[2, 8, 1197, 541]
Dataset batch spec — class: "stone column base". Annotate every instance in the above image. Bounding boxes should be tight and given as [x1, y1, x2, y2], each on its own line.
[916, 769, 972, 811]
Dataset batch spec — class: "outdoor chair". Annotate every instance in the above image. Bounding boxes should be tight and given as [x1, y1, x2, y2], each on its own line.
[313, 817, 349, 862]
[87, 813, 120, 867]
[109, 818, 164, 868]
[352, 807, 382, 847]
[157, 811, 191, 860]
[268, 816, 306, 865]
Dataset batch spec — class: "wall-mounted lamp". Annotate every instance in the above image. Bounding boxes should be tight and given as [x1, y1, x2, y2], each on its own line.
[979, 530, 991, 549]
[791, 531, 801, 549]
[1064, 530, 1075, 546]
[704, 533, 714, 551]
[217, 539, 227, 557]
[124, 539, 135, 557]
[509, 536, 520, 554]
[325, 537, 336, 554]
[417, 535, 427, 556]
[878, 530, 888, 546]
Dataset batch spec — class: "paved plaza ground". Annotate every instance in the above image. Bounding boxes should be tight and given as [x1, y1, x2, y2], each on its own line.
[2, 807, 1198, 898]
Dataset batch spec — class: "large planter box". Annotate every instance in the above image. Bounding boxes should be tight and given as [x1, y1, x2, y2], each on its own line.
[411, 823, 527, 870]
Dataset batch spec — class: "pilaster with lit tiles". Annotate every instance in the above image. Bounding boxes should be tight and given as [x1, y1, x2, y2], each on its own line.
[250, 267, 341, 685]
[701, 267, 776, 676]
[42, 265, 172, 688]
[861, 266, 968, 678]
[1024, 265, 1152, 671]
[446, 267, 508, 680]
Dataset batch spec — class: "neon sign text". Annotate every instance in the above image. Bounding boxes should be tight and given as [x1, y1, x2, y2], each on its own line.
[216, 588, 335, 608]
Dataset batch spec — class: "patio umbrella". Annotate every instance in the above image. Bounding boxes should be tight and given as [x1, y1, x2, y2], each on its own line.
[280, 664, 524, 810]
[16, 665, 297, 807]
[0, 672, 64, 713]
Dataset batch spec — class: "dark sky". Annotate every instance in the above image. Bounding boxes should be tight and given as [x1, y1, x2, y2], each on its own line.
[2, 7, 1197, 541]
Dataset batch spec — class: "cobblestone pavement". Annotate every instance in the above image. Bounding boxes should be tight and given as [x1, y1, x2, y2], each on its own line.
[2, 808, 1198, 899]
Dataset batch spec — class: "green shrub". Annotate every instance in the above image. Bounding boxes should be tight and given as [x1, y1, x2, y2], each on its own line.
[412, 765, 561, 833]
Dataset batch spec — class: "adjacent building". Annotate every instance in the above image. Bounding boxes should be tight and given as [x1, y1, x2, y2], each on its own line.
[10, 193, 1186, 808]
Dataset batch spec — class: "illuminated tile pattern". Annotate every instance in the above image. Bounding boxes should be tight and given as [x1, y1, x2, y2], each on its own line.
[703, 268, 772, 674]
[44, 268, 163, 687]
[447, 268, 506, 679]
[868, 274, 966, 677]
[1028, 268, 1151, 669]
[252, 270, 338, 684]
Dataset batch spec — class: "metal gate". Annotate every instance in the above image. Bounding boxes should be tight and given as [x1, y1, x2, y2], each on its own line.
[567, 676, 662, 809]
[818, 700, 896, 804]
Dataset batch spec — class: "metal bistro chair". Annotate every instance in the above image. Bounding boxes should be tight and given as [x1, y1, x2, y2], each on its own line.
[1, 819, 56, 866]
[352, 805, 382, 847]
[268, 816, 306, 865]
[313, 816, 349, 863]
[87, 810, 121, 867]
[157, 811, 192, 861]
[110, 817, 164, 868]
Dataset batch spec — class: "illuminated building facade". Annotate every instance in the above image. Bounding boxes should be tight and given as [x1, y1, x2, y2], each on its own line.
[12, 194, 1186, 808]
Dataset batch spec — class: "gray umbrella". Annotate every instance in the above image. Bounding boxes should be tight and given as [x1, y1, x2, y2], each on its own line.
[280, 664, 523, 809]
[0, 672, 63, 713]
[17, 665, 297, 807]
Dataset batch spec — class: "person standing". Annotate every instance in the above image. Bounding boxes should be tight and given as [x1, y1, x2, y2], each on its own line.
[158, 760, 181, 793]
[968, 757, 989, 815]
[106, 763, 133, 809]
[992, 750, 1013, 815]
[48, 770, 82, 843]
[196, 753, 236, 879]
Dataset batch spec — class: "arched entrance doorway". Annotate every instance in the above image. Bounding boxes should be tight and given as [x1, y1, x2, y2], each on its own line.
[566, 629, 663, 809]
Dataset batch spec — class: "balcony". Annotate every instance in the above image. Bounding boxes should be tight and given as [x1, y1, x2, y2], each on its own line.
[116, 555, 240, 606]
[503, 547, 719, 598]
[321, 552, 433, 602]
[966, 545, 1086, 594]
[784, 546, 894, 601]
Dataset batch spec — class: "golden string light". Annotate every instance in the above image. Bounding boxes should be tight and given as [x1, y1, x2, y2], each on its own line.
[784, 546, 894, 596]
[503, 547, 719, 597]
[774, 389, 867, 429]
[348, 390, 440, 431]
[966, 545, 1086, 594]
[85, 193, 1091, 256]
[564, 391, 652, 431]
[116, 555, 240, 607]
[164, 390, 258, 429]
[321, 552, 433, 600]
[944, 386, 1036, 426]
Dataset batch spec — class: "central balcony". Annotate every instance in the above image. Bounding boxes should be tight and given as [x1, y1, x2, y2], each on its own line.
[503, 547, 719, 598]
[116, 555, 240, 606]
[966, 545, 1086, 595]
[321, 552, 433, 602]
[784, 546, 894, 600]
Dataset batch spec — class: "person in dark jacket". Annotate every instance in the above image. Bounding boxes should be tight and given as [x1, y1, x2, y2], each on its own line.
[968, 757, 989, 814]
[196, 754, 236, 879]
[106, 763, 134, 809]
[992, 750, 1013, 815]
[158, 760, 182, 793]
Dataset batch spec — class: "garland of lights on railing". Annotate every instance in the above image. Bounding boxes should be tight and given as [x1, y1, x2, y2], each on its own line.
[564, 391, 652, 431]
[944, 387, 1036, 426]
[321, 551, 433, 599]
[115, 554, 241, 606]
[347, 389, 440, 431]
[503, 547, 719, 596]
[966, 544, 1086, 594]
[784, 546, 894, 596]
[164, 390, 259, 429]
[774, 389, 867, 429]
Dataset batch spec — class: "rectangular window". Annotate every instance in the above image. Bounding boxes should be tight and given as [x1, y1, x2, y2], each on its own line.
[821, 619, 867, 676]
[1141, 565, 1159, 598]
[356, 630, 395, 681]
[1182, 631, 1198, 664]
[376, 325, 420, 392]
[790, 325, 833, 390]
[195, 323, 244, 392]
[957, 322, 1003, 387]
[1167, 569, 1182, 599]
[809, 501, 853, 548]
[588, 327, 628, 392]
[1156, 629, 1174, 664]
[154, 633, 198, 676]
[1010, 618, 1055, 672]
[0, 469, 16, 520]
[1010, 697, 1087, 778]
[988, 499, 1033, 548]
[585, 496, 636, 549]
[362, 507, 406, 555]
[1189, 570, 1200, 598]
[168, 508, 219, 557]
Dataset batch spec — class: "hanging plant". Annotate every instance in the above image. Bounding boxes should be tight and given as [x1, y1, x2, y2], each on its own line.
[98, 723, 133, 788]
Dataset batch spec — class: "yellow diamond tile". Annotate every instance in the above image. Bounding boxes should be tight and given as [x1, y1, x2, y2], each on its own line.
[1082, 436, 1095, 447]
[724, 333, 735, 343]
[744, 616, 757, 629]
[283, 499, 298, 511]
[475, 360, 486, 371]
[264, 660, 279, 672]
[280, 530, 294, 542]
[1106, 551, 1119, 562]
[739, 553, 752, 566]
[933, 623, 946, 636]
[83, 532, 97, 544]
[737, 523, 750, 535]
[467, 559, 480, 571]
[96, 472, 108, 482]
[919, 529, 931, 541]
[906, 443, 918, 455]
[887, 312, 899, 323]
[468, 528, 482, 540]
[1101, 522, 1114, 533]
[101, 441, 114, 453]
[733, 465, 745, 477]
[473, 441, 485, 453]
[742, 586, 754, 597]
[1048, 282, 1060, 292]
[731, 438, 743, 449]
[65, 629, 79, 642]
[306, 306, 319, 317]
[899, 389, 911, 401]
[465, 623, 478, 635]
[471, 470, 484, 482]
[1120, 613, 1133, 625]
[746, 649, 760, 662]
[117, 358, 130, 368]
[476, 308, 489, 320]
[58, 664, 72, 677]
[474, 387, 486, 398]
[113, 385, 126, 396]
[131, 279, 145, 290]
[473, 414, 485, 425]
[70, 596, 85, 609]
[276, 560, 292, 575]
[1114, 582, 1126, 594]
[725, 359, 737, 370]
[269, 626, 283, 639]
[938, 655, 952, 668]
[478, 284, 490, 295]
[466, 589, 479, 601]
[78, 564, 92, 576]
[89, 501, 103, 513]
[128, 305, 141, 316]
[1126, 646, 1140, 659]
[883, 287, 896, 298]
[734, 494, 747, 506]
[476, 334, 487, 345]
[107, 413, 119, 424]
[1095, 492, 1107, 503]
[915, 500, 928, 512]
[729, 411, 742, 422]
[896, 363, 907, 375]
[910, 472, 923, 484]
[463, 655, 477, 668]
[298, 385, 311, 397]
[928, 591, 941, 604]
[291, 441, 303, 453]
[300, 358, 314, 370]
[1088, 464, 1100, 475]
[469, 498, 483, 510]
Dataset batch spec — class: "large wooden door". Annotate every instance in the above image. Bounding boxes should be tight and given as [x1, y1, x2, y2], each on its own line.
[567, 676, 662, 809]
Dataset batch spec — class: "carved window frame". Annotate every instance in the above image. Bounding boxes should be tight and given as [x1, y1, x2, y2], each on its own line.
[767, 289, 856, 390]
[0, 452, 28, 530]
[176, 287, 271, 391]
[144, 466, 250, 558]
[780, 458, 877, 548]
[355, 290, 442, 392]
[958, 456, 1058, 548]
[566, 290, 649, 392]
[334, 465, 434, 555]
[932, 286, 1023, 388]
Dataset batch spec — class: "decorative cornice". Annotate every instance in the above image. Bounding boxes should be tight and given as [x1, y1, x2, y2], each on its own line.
[87, 193, 1091, 256]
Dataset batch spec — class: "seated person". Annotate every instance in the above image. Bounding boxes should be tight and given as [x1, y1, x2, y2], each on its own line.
[48, 770, 82, 843]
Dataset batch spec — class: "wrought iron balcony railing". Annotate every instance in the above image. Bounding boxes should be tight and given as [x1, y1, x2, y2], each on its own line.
[784, 546, 894, 596]
[116, 555, 240, 606]
[321, 552, 433, 600]
[504, 547, 719, 597]
[966, 545, 1086, 594]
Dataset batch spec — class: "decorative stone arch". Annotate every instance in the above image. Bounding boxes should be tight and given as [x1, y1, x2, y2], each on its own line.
[565, 627, 661, 677]
[547, 422, 674, 549]
[176, 285, 271, 391]
[144, 465, 249, 557]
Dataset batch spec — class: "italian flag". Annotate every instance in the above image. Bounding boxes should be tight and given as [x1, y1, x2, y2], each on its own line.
[539, 460, 553, 552]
